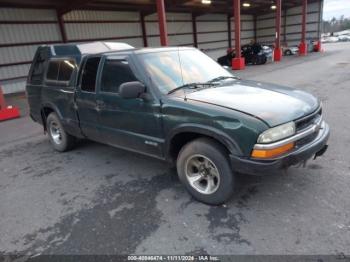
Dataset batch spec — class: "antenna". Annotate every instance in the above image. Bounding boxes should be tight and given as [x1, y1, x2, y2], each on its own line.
[177, 47, 187, 101]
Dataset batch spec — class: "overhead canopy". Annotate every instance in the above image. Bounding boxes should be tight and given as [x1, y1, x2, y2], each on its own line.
[0, 0, 320, 15]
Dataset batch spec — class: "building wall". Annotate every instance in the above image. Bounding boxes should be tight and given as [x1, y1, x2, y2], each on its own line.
[0, 8, 61, 94]
[196, 14, 254, 59]
[145, 12, 193, 47]
[0, 2, 322, 94]
[256, 0, 323, 46]
[63, 10, 144, 47]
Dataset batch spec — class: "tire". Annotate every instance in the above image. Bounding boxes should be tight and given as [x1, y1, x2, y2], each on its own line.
[176, 138, 235, 205]
[285, 50, 292, 56]
[46, 112, 76, 152]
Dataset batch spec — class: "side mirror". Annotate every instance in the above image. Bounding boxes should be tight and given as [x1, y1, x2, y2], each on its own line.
[119, 81, 146, 99]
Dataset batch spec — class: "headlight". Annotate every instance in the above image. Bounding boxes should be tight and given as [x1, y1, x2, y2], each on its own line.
[257, 122, 295, 143]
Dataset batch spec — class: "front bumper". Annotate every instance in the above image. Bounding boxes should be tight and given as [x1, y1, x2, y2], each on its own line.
[230, 121, 330, 175]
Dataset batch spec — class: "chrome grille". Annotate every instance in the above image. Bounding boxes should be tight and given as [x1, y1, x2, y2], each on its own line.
[295, 107, 322, 132]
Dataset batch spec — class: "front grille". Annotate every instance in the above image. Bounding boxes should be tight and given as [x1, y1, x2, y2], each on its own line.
[293, 106, 323, 148]
[295, 107, 322, 132]
[295, 132, 318, 148]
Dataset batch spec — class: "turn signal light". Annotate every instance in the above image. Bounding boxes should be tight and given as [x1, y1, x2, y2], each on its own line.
[251, 142, 294, 159]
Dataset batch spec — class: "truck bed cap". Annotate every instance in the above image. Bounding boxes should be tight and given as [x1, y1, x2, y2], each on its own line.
[48, 42, 134, 57]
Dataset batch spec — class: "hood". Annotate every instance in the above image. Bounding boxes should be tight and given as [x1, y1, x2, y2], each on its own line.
[182, 80, 319, 127]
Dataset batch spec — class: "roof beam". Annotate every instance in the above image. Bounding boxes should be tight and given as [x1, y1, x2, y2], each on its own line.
[58, 0, 95, 15]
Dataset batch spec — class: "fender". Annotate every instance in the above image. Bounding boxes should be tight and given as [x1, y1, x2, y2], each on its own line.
[40, 102, 64, 127]
[165, 123, 243, 157]
[40, 102, 84, 138]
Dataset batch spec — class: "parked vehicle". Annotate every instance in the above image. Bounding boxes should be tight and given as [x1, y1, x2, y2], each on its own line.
[283, 46, 299, 56]
[338, 35, 350, 42]
[322, 36, 339, 43]
[262, 45, 273, 61]
[217, 43, 267, 66]
[26, 42, 330, 205]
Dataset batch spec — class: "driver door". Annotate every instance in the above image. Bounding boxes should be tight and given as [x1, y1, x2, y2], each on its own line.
[96, 55, 164, 158]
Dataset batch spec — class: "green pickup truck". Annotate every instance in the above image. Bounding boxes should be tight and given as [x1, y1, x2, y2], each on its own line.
[26, 42, 329, 205]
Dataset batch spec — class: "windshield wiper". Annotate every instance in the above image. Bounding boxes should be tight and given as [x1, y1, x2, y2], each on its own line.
[206, 76, 240, 84]
[167, 82, 213, 95]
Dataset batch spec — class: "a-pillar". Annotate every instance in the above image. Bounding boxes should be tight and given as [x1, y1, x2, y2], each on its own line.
[156, 0, 169, 46]
[299, 0, 308, 55]
[273, 0, 282, 61]
[232, 0, 245, 70]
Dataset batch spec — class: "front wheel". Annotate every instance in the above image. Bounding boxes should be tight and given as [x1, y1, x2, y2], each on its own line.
[177, 138, 235, 205]
[46, 112, 76, 152]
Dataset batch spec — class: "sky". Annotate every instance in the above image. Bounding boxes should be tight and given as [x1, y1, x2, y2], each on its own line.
[323, 0, 350, 20]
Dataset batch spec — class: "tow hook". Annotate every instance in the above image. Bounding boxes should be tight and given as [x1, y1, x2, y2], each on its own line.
[314, 145, 328, 160]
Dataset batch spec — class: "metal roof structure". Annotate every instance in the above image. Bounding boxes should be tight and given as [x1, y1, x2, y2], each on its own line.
[0, 0, 320, 15]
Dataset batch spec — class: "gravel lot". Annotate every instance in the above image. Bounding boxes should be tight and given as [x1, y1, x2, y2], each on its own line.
[1, 42, 350, 256]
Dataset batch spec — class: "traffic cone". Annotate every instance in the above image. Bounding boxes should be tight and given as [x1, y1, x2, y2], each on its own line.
[0, 86, 20, 121]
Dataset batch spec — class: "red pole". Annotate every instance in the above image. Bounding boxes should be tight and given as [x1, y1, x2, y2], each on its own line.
[273, 0, 282, 61]
[299, 0, 308, 55]
[232, 0, 245, 70]
[156, 0, 169, 46]
[234, 0, 241, 59]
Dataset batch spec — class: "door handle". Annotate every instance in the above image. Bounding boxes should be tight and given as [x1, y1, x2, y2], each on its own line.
[96, 100, 106, 111]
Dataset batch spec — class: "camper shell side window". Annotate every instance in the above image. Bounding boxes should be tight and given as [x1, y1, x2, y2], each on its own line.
[45, 58, 77, 87]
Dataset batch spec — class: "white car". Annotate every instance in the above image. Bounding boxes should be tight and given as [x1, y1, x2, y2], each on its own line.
[283, 46, 299, 56]
[338, 35, 350, 42]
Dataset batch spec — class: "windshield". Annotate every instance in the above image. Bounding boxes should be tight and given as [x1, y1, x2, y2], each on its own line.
[137, 49, 233, 94]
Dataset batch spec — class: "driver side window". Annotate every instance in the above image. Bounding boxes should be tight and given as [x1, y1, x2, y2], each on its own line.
[100, 58, 137, 94]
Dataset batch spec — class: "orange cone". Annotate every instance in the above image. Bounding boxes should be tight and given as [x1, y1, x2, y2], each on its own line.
[0, 86, 20, 121]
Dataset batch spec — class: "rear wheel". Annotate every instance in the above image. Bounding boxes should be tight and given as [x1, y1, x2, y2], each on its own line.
[177, 138, 235, 205]
[46, 112, 76, 152]
[285, 50, 292, 56]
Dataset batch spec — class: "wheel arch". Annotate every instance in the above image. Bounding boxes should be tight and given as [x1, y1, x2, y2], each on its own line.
[165, 124, 242, 163]
[40, 102, 63, 131]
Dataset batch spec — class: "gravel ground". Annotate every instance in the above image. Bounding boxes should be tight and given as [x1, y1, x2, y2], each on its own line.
[0, 42, 349, 256]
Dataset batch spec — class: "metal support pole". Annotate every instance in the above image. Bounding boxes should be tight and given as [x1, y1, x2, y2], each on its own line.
[273, 0, 282, 61]
[315, 0, 324, 52]
[301, 0, 307, 43]
[192, 13, 198, 48]
[283, 8, 287, 44]
[232, 0, 245, 69]
[140, 12, 148, 47]
[299, 0, 308, 55]
[234, 0, 241, 59]
[56, 10, 67, 43]
[253, 15, 257, 43]
[227, 14, 232, 49]
[156, 0, 169, 46]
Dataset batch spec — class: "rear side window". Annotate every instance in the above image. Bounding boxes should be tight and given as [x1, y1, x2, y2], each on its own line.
[81, 57, 101, 92]
[58, 60, 75, 81]
[46, 61, 60, 81]
[100, 59, 137, 93]
[46, 59, 76, 82]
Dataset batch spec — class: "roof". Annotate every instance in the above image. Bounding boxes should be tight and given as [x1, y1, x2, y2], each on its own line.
[0, 0, 321, 16]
